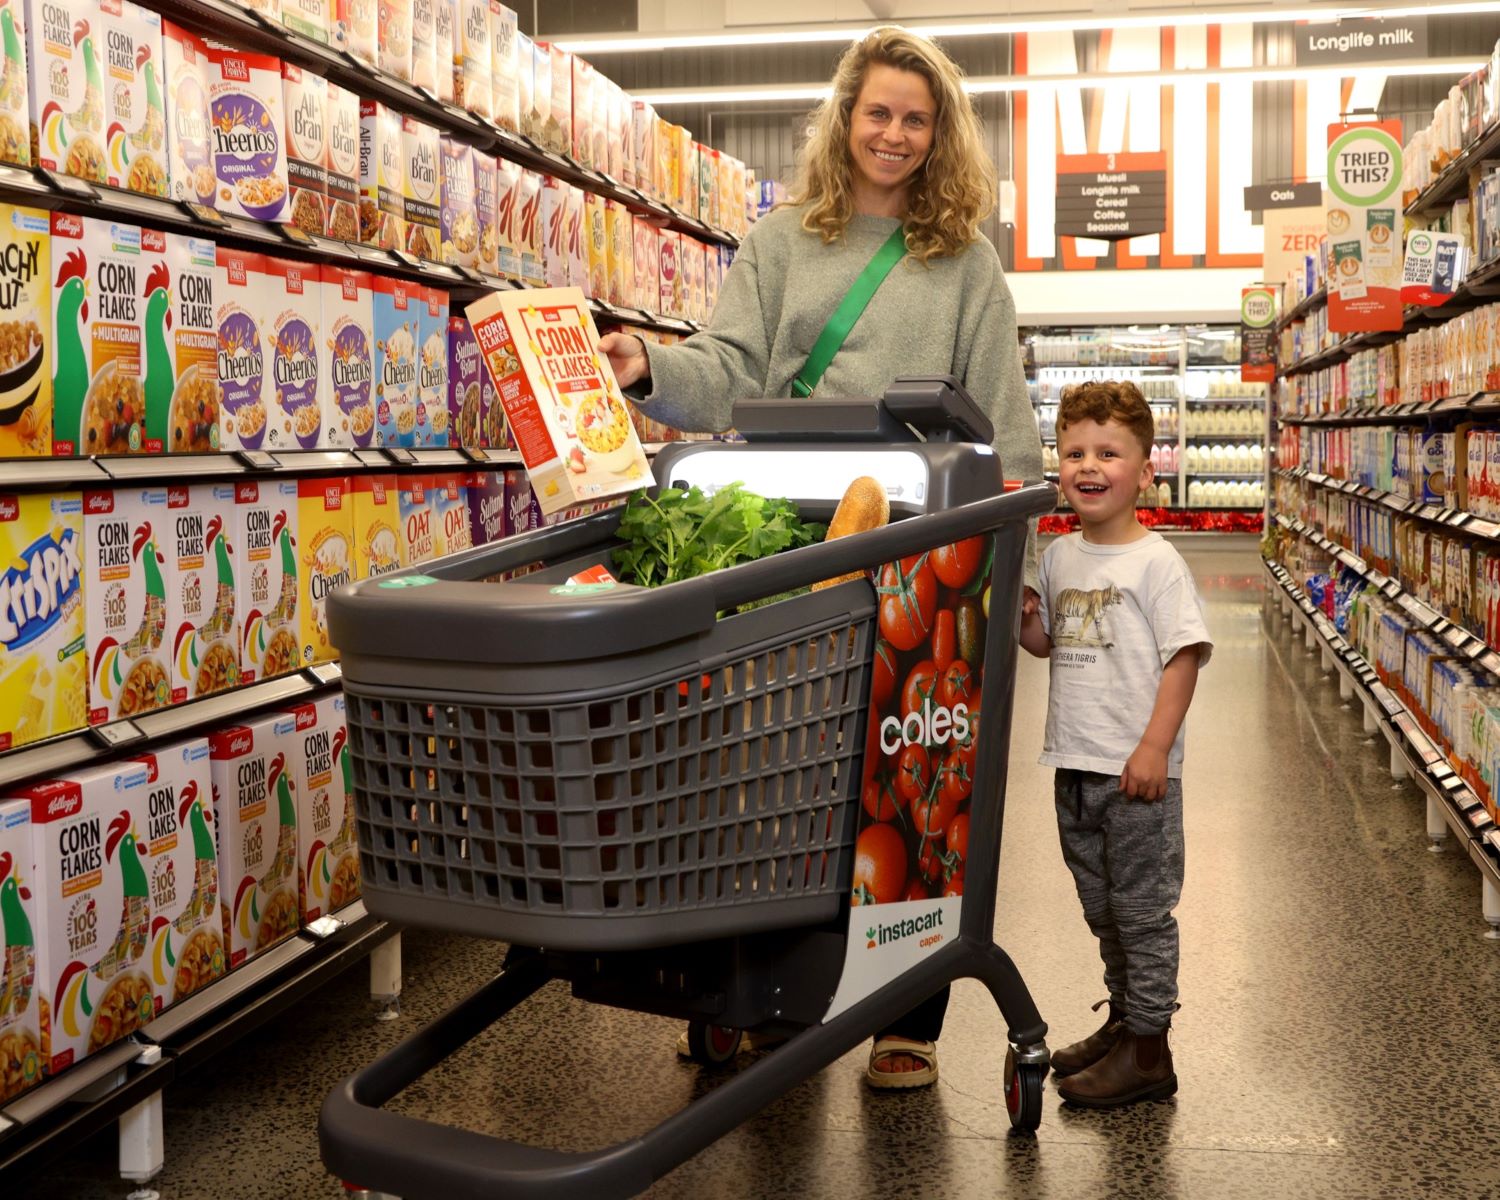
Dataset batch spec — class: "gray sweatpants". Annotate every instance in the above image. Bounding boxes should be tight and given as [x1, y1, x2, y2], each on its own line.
[1054, 769, 1184, 1035]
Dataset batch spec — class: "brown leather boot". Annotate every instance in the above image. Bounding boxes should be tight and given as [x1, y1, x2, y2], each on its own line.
[1049, 999, 1126, 1078]
[1055, 1027, 1177, 1107]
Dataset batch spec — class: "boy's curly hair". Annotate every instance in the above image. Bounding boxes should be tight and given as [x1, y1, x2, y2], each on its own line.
[1057, 380, 1155, 457]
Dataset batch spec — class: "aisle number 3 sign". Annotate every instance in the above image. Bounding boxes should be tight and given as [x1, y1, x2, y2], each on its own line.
[1325, 120, 1404, 334]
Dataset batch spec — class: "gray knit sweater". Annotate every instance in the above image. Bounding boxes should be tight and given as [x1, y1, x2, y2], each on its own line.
[633, 207, 1044, 588]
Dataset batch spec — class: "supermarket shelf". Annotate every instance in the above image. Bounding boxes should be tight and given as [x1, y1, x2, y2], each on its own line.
[1029, 363, 1179, 372]
[1276, 466, 1500, 544]
[1184, 363, 1254, 371]
[1185, 432, 1263, 441]
[1406, 120, 1500, 220]
[1276, 287, 1327, 333]
[1186, 395, 1267, 403]
[1185, 470, 1264, 477]
[1274, 391, 1500, 426]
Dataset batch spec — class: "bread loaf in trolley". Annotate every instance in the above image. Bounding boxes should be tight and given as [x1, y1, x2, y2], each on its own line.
[812, 476, 890, 590]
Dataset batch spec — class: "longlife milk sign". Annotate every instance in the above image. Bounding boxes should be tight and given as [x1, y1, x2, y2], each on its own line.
[1240, 288, 1277, 383]
[1326, 121, 1403, 334]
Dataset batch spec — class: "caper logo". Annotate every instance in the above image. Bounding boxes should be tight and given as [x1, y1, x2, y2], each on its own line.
[1241, 290, 1275, 328]
[1409, 233, 1433, 256]
[1327, 127, 1401, 208]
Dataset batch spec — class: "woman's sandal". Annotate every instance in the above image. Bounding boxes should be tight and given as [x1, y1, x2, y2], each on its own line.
[865, 1037, 940, 1089]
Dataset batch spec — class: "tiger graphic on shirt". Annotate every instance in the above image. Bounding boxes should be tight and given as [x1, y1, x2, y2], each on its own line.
[1052, 584, 1122, 649]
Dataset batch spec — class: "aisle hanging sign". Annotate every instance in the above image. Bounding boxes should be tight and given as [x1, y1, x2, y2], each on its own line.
[1401, 232, 1470, 307]
[1325, 120, 1404, 333]
[1054, 152, 1168, 241]
[1240, 287, 1277, 383]
[1296, 17, 1428, 67]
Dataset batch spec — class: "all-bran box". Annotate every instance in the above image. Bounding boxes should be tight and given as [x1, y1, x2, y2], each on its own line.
[0, 205, 50, 458]
[397, 474, 434, 566]
[448, 314, 494, 448]
[28, 0, 103, 182]
[51, 214, 144, 458]
[213, 248, 270, 453]
[20, 760, 155, 1075]
[282, 0, 330, 42]
[527, 38, 550, 144]
[325, 83, 360, 242]
[84, 486, 169, 723]
[464, 287, 652, 514]
[454, 0, 490, 121]
[518, 169, 543, 286]
[0, 801, 43, 1100]
[373, 276, 419, 447]
[101, 0, 166, 197]
[207, 713, 301, 969]
[163, 23, 213, 207]
[432, 0, 453, 104]
[570, 57, 595, 168]
[207, 45, 289, 224]
[0, 1, 27, 167]
[284, 693, 357, 922]
[165, 482, 240, 704]
[515, 30, 534, 137]
[359, 100, 405, 251]
[545, 43, 570, 155]
[474, 151, 499, 276]
[335, 0, 375, 66]
[409, 0, 435, 93]
[489, 2, 518, 132]
[349, 473, 400, 579]
[541, 175, 567, 288]
[235, 478, 299, 682]
[282, 64, 328, 237]
[430, 471, 471, 559]
[604, 199, 632, 308]
[658, 229, 679, 317]
[440, 137, 477, 269]
[296, 476, 352, 665]
[584, 191, 607, 300]
[137, 738, 224, 1012]
[378, 0, 412, 82]
[0, 492, 84, 749]
[494, 157, 521, 279]
[633, 215, 657, 310]
[402, 116, 440, 262]
[565, 185, 586, 290]
[321, 266, 375, 449]
[263, 257, 322, 451]
[466, 468, 504, 545]
[145, 230, 217, 455]
[418, 288, 449, 446]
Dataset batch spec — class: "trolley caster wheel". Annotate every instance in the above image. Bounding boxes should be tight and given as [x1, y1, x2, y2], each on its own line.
[1004, 1046, 1046, 1133]
[685, 1021, 743, 1066]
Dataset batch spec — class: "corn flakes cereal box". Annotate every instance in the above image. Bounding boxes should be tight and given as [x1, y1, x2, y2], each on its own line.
[0, 206, 49, 459]
[213, 249, 272, 454]
[359, 99, 405, 251]
[546, 43, 570, 155]
[474, 151, 499, 276]
[0, 801, 43, 1100]
[319, 693, 358, 911]
[518, 168, 543, 287]
[282, 0, 330, 42]
[489, 2, 517, 132]
[349, 473, 400, 580]
[541, 174, 567, 289]
[0, 492, 83, 749]
[84, 486, 168, 723]
[515, 30, 533, 134]
[136, 738, 223, 1012]
[51, 214, 144, 458]
[163, 24, 213, 208]
[432, 0, 453, 104]
[324, 82, 359, 242]
[373, 275, 418, 448]
[208, 45, 289, 224]
[207, 712, 300, 969]
[0, 2, 27, 167]
[284, 694, 356, 922]
[27, 0, 103, 182]
[165, 482, 240, 704]
[658, 229, 679, 317]
[466, 467, 503, 544]
[430, 471, 470, 559]
[570, 57, 595, 168]
[262, 257, 321, 452]
[334, 0, 375, 65]
[632, 214, 657, 311]
[453, 0, 490, 121]
[397, 474, 434, 565]
[418, 288, 448, 447]
[296, 476, 351, 665]
[401, 117, 440, 262]
[526, 37, 549, 143]
[439, 137, 477, 269]
[565, 185, 586, 290]
[282, 64, 328, 238]
[465, 288, 652, 515]
[321, 265, 374, 449]
[234, 479, 298, 683]
[448, 315, 486, 449]
[20, 759, 155, 1075]
[100, 0, 165, 197]
[409, 0, 435, 92]
[140, 230, 216, 456]
[378, 0, 412, 82]
[584, 191, 607, 301]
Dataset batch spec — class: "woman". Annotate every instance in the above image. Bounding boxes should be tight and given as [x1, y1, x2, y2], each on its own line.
[602, 26, 1043, 1089]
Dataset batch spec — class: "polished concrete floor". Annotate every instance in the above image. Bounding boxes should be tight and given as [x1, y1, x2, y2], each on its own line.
[19, 536, 1500, 1200]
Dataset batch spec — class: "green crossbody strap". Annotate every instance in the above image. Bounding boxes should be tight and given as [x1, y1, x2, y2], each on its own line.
[790, 226, 907, 399]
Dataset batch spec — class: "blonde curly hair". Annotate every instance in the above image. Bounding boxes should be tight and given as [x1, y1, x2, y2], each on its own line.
[790, 27, 995, 263]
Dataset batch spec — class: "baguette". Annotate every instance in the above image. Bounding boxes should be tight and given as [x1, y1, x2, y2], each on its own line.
[812, 476, 890, 591]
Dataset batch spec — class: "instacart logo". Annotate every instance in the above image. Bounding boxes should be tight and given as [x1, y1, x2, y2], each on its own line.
[865, 907, 945, 950]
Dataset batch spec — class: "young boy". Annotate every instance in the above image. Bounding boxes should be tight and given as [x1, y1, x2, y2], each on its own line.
[1019, 380, 1212, 1108]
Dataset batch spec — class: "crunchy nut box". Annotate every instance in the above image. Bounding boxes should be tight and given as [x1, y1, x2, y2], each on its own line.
[213, 248, 271, 453]
[283, 63, 329, 238]
[295, 477, 352, 666]
[0, 205, 50, 458]
[27, 0, 104, 183]
[0, 801, 43, 1100]
[321, 265, 374, 449]
[207, 45, 289, 224]
[234, 478, 299, 683]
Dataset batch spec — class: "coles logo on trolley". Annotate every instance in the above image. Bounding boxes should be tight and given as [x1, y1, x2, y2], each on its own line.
[879, 700, 971, 756]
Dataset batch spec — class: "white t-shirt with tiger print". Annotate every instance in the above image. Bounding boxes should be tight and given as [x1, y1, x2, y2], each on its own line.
[1036, 531, 1213, 778]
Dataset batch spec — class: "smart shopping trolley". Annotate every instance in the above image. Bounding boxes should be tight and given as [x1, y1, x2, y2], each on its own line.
[319, 378, 1057, 1199]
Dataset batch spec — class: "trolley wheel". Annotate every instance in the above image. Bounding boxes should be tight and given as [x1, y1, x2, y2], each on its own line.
[1004, 1046, 1046, 1133]
[685, 1021, 744, 1066]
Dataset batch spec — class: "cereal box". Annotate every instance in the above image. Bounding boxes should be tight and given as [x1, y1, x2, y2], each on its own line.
[527, 38, 550, 144]
[705, 240, 721, 317]
[546, 43, 571, 155]
[349, 473, 400, 580]
[284, 693, 357, 922]
[0, 1, 27, 167]
[296, 476, 351, 665]
[541, 175, 567, 289]
[263, 257, 322, 451]
[51, 214, 144, 458]
[465, 288, 653, 514]
[84, 486, 169, 723]
[570, 57, 595, 168]
[163, 23, 213, 208]
[319, 693, 358, 912]
[137, 738, 223, 1012]
[591, 75, 608, 177]
[20, 759, 156, 1075]
[402, 117, 440, 262]
[493, 158, 521, 278]
[234, 479, 298, 683]
[27, 0, 104, 182]
[229, 0, 281, 26]
[378, 0, 412, 82]
[608, 82, 628, 182]
[686, 237, 706, 323]
[213, 248, 270, 453]
[0, 206, 50, 458]
[515, 31, 534, 135]
[418, 287, 448, 447]
[630, 102, 654, 196]
[632, 215, 657, 311]
[448, 314, 494, 449]
[165, 482, 240, 704]
[658, 229, 679, 317]
[321, 266, 374, 449]
[518, 169, 543, 286]
[565, 185, 586, 289]
[359, 100, 405, 250]
[454, 0, 490, 121]
[207, 712, 301, 969]
[283, 64, 328, 237]
[409, 0, 435, 92]
[439, 137, 477, 269]
[604, 200, 632, 308]
[208, 46, 289, 224]
[282, 0, 330, 42]
[142, 230, 216, 455]
[373, 276, 419, 447]
[655, 116, 673, 206]
[473, 151, 499, 276]
[100, 1, 166, 196]
[432, 0, 453, 104]
[584, 190, 607, 300]
[680, 135, 698, 218]
[466, 468, 504, 545]
[699, 144, 715, 226]
[502, 468, 532, 537]
[325, 82, 360, 242]
[430, 471, 471, 558]
[489, 2, 518, 132]
[334, 0, 375, 65]
[0, 492, 84, 748]
[0, 801, 43, 1100]
[397, 474, 434, 565]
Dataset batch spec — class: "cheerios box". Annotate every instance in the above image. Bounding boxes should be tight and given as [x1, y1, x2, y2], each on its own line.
[214, 248, 271, 452]
[0, 205, 51, 458]
[284, 692, 358, 922]
[296, 476, 352, 666]
[165, 482, 241, 704]
[27, 0, 101, 183]
[430, 471, 471, 559]
[0, 801, 44, 1101]
[359, 99, 405, 251]
[207, 43, 289, 224]
[235, 478, 299, 683]
[0, 2, 29, 169]
[19, 758, 157, 1076]
[142, 230, 217, 455]
[350, 473, 401, 580]
[402, 116, 440, 262]
[397, 474, 435, 566]
[282, 63, 329, 238]
[372, 276, 419, 447]
[263, 257, 323, 451]
[136, 737, 224, 1014]
[0, 492, 84, 750]
[163, 23, 213, 209]
[84, 486, 171, 724]
[465, 287, 652, 515]
[417, 288, 448, 447]
[208, 713, 300, 970]
[321, 266, 374, 449]
[101, 0, 166, 197]
[324, 83, 360, 241]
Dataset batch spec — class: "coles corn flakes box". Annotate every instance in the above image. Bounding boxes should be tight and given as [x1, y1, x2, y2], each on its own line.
[101, 0, 166, 197]
[142, 230, 217, 455]
[321, 266, 374, 449]
[164, 23, 213, 208]
[378, 0, 412, 82]
[27, 0, 103, 182]
[397, 474, 434, 566]
[207, 44, 290, 224]
[402, 116, 440, 262]
[466, 468, 504, 545]
[349, 473, 400, 580]
[454, 0, 490, 121]
[359, 100, 405, 251]
[284, 693, 358, 922]
[418, 288, 448, 447]
[208, 713, 300, 969]
[465, 288, 652, 515]
[263, 257, 322, 451]
[584, 191, 607, 301]
[283, 63, 329, 237]
[325, 83, 360, 242]
[0, 205, 50, 458]
[518, 169, 543, 286]
[165, 482, 240, 704]
[334, 0, 375, 65]
[541, 175, 567, 289]
[408, 0, 434, 92]
[430, 471, 470, 559]
[474, 151, 499, 277]
[0, 1, 27, 167]
[235, 479, 299, 682]
[296, 476, 351, 665]
[137, 738, 224, 1012]
[84, 486, 169, 723]
[0, 801, 43, 1100]
[373, 275, 419, 447]
[448, 314, 493, 449]
[0, 492, 84, 749]
[214, 247, 270, 452]
[489, 2, 518, 131]
[494, 158, 521, 279]
[439, 138, 477, 270]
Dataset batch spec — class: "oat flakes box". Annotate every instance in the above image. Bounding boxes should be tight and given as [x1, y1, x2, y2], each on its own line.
[0, 800, 44, 1101]
[430, 471, 471, 559]
[397, 474, 435, 566]
[418, 287, 449, 447]
[0, 205, 50, 458]
[26, 0, 104, 183]
[284, 693, 357, 922]
[263, 256, 322, 451]
[439, 137, 477, 269]
[453, 0, 490, 121]
[235, 478, 299, 682]
[282, 0, 331, 43]
[324, 82, 360, 242]
[493, 157, 520, 279]
[0, 491, 84, 749]
[473, 151, 499, 277]
[334, 0, 374, 66]
[402, 117, 440, 262]
[163, 24, 214, 208]
[140, 229, 216, 455]
[283, 64, 328, 238]
[466, 467, 504, 545]
[21, 758, 156, 1075]
[517, 168, 543, 286]
[488, 2, 518, 132]
[207, 712, 301, 969]
[84, 486, 169, 723]
[0, 1, 29, 168]
[165, 482, 240, 704]
[101, 0, 166, 197]
[51, 214, 144, 458]
[214, 247, 270, 452]
[465, 287, 652, 515]
[321, 265, 374, 449]
[359, 100, 405, 251]
[349, 473, 400, 580]
[207, 44, 289, 224]
[448, 314, 494, 449]
[136, 737, 224, 1013]
[372, 275, 418, 447]
[296, 476, 351, 665]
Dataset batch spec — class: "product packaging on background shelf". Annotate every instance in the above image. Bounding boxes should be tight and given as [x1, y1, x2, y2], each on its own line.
[335, 0, 375, 63]
[604, 200, 633, 307]
[494, 158, 521, 279]
[585, 191, 608, 301]
[431, 0, 453, 104]
[397, 474, 434, 566]
[235, 477, 300, 683]
[474, 152, 500, 276]
[85, 486, 169, 724]
[27, 0, 102, 183]
[541, 175, 567, 288]
[658, 229, 680, 317]
[165, 482, 241, 704]
[526, 39, 550, 146]
[163, 23, 212, 208]
[349, 473, 401, 579]
[207, 45, 289, 224]
[448, 314, 491, 448]
[322, 265, 375, 448]
[571, 57, 596, 168]
[418, 288, 449, 446]
[372, 276, 419, 447]
[359, 100, 406, 251]
[0, 801, 42, 1100]
[629, 101, 653, 196]
[0, 1, 26, 168]
[515, 30, 534, 136]
[408, 0, 435, 93]
[705, 244, 721, 317]
[430, 471, 471, 558]
[489, 2, 519, 132]
[282, 64, 328, 237]
[101, 0, 166, 198]
[517, 169, 544, 286]
[296, 476, 352, 666]
[565, 186, 587, 290]
[502, 468, 533, 538]
[0, 205, 49, 458]
[454, 0, 491, 120]
[632, 215, 656, 311]
[466, 468, 505, 545]
[440, 138, 478, 270]
[284, 693, 357, 923]
[263, 257, 322, 451]
[325, 83, 360, 242]
[546, 43, 571, 156]
[141, 231, 217, 455]
[282, 0, 331, 42]
[378, 0, 412, 81]
[402, 116, 440, 262]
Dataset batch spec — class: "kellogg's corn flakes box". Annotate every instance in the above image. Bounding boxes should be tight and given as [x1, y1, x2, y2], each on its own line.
[143, 231, 217, 455]
[165, 482, 240, 704]
[418, 288, 448, 447]
[0, 205, 50, 458]
[0, 492, 83, 749]
[101, 0, 166, 197]
[214, 247, 271, 453]
[465, 287, 652, 515]
[85, 486, 170, 724]
[235, 478, 299, 682]
[321, 266, 374, 449]
[264, 256, 322, 451]
[27, 0, 102, 182]
[350, 473, 400, 580]
[373, 275, 419, 447]
[397, 474, 434, 566]
[297, 476, 351, 665]
[0, 800, 43, 1100]
[0, 1, 28, 168]
[283, 692, 357, 922]
[207, 45, 289, 223]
